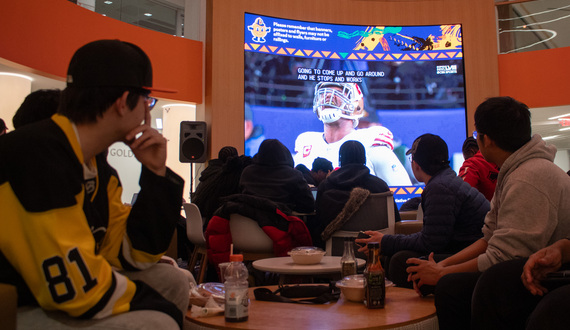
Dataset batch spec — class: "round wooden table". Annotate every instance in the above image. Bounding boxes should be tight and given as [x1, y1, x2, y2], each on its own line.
[186, 285, 437, 329]
[252, 256, 366, 275]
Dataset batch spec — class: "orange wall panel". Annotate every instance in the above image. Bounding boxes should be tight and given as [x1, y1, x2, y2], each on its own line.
[0, 0, 202, 103]
[207, 0, 500, 156]
[498, 47, 570, 108]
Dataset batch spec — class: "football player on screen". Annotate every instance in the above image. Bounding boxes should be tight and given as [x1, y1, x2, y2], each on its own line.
[294, 82, 411, 186]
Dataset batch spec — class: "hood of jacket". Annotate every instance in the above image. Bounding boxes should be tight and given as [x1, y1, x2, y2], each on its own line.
[253, 139, 294, 167]
[326, 164, 372, 189]
[498, 134, 556, 184]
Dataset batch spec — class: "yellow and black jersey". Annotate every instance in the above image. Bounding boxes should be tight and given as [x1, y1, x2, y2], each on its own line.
[0, 114, 184, 325]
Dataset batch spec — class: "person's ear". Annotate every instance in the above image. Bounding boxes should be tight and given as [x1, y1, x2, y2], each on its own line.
[114, 91, 131, 116]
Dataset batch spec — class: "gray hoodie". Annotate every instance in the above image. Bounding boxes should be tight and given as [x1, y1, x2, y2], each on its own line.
[478, 134, 570, 271]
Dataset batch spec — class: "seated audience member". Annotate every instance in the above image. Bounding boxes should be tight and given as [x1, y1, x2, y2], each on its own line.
[356, 134, 489, 287]
[310, 157, 334, 187]
[240, 139, 314, 213]
[295, 163, 316, 186]
[407, 97, 570, 330]
[0, 40, 189, 329]
[200, 154, 253, 226]
[0, 118, 7, 135]
[458, 136, 499, 201]
[0, 118, 8, 135]
[312, 140, 396, 248]
[12, 89, 61, 129]
[192, 146, 239, 216]
[471, 238, 570, 329]
[399, 196, 421, 212]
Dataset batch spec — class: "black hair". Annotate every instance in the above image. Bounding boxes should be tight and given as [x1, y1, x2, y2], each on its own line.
[462, 137, 479, 154]
[312, 157, 333, 172]
[474, 96, 531, 152]
[218, 146, 238, 162]
[339, 140, 366, 167]
[59, 86, 144, 124]
[13, 89, 61, 129]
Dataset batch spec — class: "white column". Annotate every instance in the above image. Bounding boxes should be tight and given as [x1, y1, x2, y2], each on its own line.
[0, 73, 32, 131]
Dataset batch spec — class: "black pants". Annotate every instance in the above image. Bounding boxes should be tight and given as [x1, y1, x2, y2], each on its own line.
[472, 258, 570, 330]
[387, 250, 450, 290]
[436, 258, 570, 330]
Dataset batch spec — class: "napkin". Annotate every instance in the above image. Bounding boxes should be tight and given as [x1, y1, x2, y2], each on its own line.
[190, 296, 224, 318]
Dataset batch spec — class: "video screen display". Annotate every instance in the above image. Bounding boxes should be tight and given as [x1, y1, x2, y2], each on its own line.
[244, 13, 467, 208]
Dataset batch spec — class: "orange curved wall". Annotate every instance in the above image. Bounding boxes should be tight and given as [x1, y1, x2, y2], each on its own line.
[0, 0, 202, 103]
[206, 0, 500, 156]
[498, 47, 570, 108]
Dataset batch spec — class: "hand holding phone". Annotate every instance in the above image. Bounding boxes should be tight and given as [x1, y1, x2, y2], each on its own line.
[355, 231, 370, 248]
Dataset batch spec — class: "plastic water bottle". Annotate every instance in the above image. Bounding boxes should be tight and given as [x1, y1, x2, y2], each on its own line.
[224, 254, 249, 322]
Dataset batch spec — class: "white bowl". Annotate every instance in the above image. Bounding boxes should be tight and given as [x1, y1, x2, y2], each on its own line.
[287, 246, 326, 265]
[336, 275, 365, 303]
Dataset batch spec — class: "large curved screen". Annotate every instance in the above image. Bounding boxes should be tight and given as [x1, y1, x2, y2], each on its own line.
[244, 13, 467, 207]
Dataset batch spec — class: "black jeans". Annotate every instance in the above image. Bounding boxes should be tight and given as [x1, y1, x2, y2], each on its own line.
[435, 270, 481, 330]
[472, 258, 570, 330]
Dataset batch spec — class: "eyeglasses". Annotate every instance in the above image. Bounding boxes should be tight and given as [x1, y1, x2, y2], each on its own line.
[144, 96, 157, 110]
[472, 131, 478, 139]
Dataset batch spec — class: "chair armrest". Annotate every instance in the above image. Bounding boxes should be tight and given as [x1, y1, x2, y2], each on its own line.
[395, 220, 423, 235]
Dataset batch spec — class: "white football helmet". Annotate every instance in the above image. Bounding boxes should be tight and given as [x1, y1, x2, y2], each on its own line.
[313, 82, 364, 125]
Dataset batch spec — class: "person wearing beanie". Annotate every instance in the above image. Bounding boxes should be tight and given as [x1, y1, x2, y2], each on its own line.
[312, 140, 396, 248]
[240, 139, 314, 213]
[12, 89, 61, 129]
[0, 40, 188, 329]
[356, 133, 490, 289]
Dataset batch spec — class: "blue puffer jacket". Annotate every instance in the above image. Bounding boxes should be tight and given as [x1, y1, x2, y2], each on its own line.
[381, 167, 490, 256]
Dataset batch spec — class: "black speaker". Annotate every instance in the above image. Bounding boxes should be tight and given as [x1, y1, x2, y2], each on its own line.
[179, 121, 207, 163]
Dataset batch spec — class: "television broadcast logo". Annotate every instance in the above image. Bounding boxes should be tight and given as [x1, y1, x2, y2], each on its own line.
[248, 17, 271, 43]
[436, 65, 457, 75]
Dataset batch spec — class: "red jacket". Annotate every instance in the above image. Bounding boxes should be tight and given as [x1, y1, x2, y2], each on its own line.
[204, 194, 313, 275]
[459, 151, 499, 201]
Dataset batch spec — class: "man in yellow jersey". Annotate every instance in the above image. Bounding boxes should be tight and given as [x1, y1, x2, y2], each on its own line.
[0, 40, 188, 329]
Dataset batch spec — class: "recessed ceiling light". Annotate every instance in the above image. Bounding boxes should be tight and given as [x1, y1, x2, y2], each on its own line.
[0, 72, 33, 81]
[543, 135, 560, 140]
[104, 1, 113, 4]
[558, 127, 570, 132]
[548, 113, 570, 120]
[144, 13, 152, 17]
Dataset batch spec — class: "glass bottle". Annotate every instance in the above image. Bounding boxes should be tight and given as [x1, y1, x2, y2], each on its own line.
[364, 242, 385, 309]
[340, 237, 357, 278]
[224, 254, 249, 322]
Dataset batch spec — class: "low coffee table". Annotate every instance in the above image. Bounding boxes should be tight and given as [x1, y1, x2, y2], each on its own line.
[186, 285, 437, 329]
[252, 256, 366, 284]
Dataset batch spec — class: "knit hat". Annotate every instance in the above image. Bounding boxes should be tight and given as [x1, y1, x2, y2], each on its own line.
[66, 39, 175, 93]
[339, 140, 366, 167]
[406, 134, 450, 175]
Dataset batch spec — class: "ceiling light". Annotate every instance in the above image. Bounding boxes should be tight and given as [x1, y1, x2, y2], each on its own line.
[144, 13, 152, 17]
[543, 135, 560, 140]
[558, 127, 570, 132]
[548, 113, 570, 120]
[0, 72, 33, 81]
[104, 1, 113, 4]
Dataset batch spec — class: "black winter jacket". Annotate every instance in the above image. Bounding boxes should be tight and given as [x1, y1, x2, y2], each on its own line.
[381, 167, 490, 256]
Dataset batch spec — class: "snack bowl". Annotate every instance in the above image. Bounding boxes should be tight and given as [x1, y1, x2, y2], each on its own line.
[336, 274, 365, 303]
[287, 246, 326, 265]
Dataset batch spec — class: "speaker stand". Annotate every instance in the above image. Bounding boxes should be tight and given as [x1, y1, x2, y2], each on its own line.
[189, 163, 194, 202]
